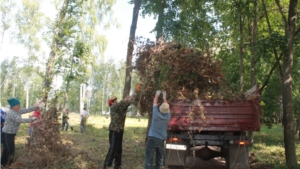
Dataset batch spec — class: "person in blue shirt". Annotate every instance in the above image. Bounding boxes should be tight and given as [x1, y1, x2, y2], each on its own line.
[145, 90, 171, 169]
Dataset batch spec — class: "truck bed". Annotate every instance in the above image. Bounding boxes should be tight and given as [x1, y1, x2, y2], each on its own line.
[168, 97, 261, 132]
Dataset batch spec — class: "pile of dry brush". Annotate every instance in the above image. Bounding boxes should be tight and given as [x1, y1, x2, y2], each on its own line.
[134, 41, 245, 115]
[9, 98, 98, 169]
[8, 99, 70, 169]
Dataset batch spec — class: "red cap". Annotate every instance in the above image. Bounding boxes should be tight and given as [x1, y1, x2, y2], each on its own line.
[108, 98, 117, 106]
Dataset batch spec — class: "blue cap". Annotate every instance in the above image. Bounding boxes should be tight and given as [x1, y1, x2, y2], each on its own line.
[7, 98, 20, 108]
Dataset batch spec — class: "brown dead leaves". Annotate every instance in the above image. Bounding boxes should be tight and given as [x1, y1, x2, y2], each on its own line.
[134, 41, 241, 115]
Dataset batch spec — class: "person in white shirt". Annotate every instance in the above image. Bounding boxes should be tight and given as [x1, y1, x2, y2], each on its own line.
[80, 107, 90, 133]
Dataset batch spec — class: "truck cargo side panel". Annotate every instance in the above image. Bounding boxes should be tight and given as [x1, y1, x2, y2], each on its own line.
[168, 98, 261, 132]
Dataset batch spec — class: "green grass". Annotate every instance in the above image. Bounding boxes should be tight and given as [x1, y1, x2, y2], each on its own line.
[57, 113, 149, 169]
[6, 113, 300, 169]
[251, 125, 300, 169]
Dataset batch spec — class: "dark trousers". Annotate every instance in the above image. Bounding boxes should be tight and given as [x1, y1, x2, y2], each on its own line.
[1, 133, 16, 166]
[1, 132, 4, 144]
[103, 130, 124, 168]
[145, 136, 165, 169]
[80, 118, 87, 133]
[61, 121, 69, 131]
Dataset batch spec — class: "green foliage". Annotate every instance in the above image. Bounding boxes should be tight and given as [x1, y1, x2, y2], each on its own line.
[1, 0, 298, 130]
[256, 32, 287, 59]
[260, 68, 282, 121]
[0, 57, 43, 107]
[157, 64, 171, 89]
[0, 0, 16, 37]
[137, 0, 300, 139]
[14, 0, 45, 64]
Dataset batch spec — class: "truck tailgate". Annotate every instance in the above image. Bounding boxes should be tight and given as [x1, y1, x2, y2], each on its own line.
[168, 97, 261, 132]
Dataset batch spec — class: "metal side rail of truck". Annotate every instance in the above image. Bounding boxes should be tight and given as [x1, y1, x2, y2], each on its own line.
[164, 85, 262, 169]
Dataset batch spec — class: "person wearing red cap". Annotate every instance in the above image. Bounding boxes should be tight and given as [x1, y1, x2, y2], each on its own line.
[103, 95, 133, 169]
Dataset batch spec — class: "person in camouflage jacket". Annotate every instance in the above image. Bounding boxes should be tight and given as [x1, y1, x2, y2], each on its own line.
[103, 96, 133, 169]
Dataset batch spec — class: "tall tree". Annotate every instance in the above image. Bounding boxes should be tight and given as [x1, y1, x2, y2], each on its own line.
[0, 0, 16, 107]
[123, 0, 142, 98]
[238, 0, 245, 92]
[43, 0, 116, 106]
[248, 0, 258, 146]
[61, 41, 91, 109]
[42, 0, 70, 103]
[0, 0, 15, 45]
[275, 0, 298, 166]
[15, 0, 46, 107]
[15, 0, 44, 58]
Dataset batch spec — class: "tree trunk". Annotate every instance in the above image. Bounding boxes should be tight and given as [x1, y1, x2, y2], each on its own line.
[295, 116, 300, 140]
[63, 58, 75, 109]
[248, 0, 258, 146]
[238, 0, 244, 93]
[42, 0, 70, 104]
[63, 80, 70, 109]
[123, 0, 142, 99]
[275, 0, 298, 166]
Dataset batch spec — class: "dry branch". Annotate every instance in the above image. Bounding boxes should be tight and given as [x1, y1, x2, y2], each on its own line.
[134, 41, 244, 115]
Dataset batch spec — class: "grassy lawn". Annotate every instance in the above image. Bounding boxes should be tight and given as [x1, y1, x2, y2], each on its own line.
[5, 113, 300, 169]
[251, 125, 300, 169]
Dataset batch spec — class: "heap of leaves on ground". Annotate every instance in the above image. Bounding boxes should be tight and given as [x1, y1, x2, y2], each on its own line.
[8, 98, 98, 169]
[134, 40, 246, 115]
